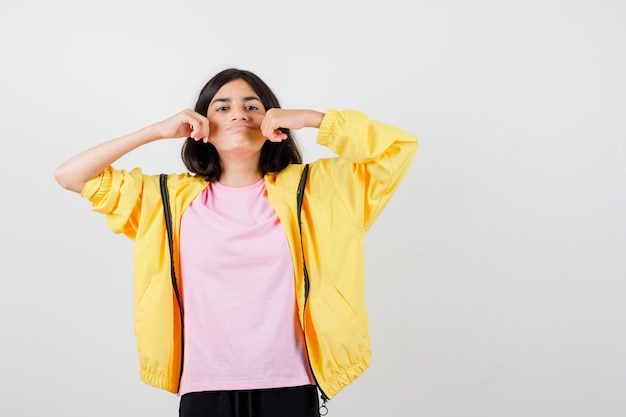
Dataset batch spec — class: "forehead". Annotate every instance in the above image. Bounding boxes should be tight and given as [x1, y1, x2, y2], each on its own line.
[212, 78, 258, 100]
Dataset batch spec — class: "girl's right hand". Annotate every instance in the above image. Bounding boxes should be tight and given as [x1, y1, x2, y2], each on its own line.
[55, 109, 210, 193]
[155, 109, 210, 142]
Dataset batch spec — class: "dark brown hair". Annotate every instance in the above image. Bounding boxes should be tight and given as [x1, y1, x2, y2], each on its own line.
[181, 68, 302, 181]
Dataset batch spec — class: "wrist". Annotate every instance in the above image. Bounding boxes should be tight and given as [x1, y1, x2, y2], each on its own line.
[307, 110, 324, 129]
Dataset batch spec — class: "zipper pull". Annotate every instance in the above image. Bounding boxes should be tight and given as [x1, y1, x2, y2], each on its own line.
[319, 393, 329, 416]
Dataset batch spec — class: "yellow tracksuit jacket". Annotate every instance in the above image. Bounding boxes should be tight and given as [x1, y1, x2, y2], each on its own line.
[81, 109, 418, 399]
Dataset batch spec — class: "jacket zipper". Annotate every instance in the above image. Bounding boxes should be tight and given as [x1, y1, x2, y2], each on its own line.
[160, 174, 185, 393]
[173, 271, 184, 393]
[303, 278, 329, 414]
[297, 165, 330, 413]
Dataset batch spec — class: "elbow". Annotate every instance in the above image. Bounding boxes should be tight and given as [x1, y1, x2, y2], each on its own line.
[53, 165, 67, 188]
[54, 165, 84, 193]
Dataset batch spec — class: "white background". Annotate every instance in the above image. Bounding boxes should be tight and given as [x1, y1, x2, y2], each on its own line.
[1, 0, 625, 416]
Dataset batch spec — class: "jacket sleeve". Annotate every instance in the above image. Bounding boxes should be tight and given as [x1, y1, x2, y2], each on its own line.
[80, 166, 148, 240]
[316, 109, 418, 233]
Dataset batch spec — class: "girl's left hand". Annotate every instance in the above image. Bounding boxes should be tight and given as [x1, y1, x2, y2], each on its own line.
[260, 109, 324, 142]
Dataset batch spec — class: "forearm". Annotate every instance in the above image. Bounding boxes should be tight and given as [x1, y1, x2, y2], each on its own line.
[303, 110, 324, 129]
[54, 124, 162, 193]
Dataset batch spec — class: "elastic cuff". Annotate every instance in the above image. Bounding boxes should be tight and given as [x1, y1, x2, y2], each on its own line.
[316, 108, 340, 146]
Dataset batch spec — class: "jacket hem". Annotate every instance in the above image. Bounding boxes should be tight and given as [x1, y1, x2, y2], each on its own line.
[140, 368, 178, 394]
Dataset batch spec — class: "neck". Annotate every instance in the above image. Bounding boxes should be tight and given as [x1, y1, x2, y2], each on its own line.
[218, 155, 263, 188]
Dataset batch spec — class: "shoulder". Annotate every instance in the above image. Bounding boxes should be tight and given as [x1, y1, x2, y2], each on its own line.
[266, 164, 306, 190]
[157, 172, 206, 186]
[155, 172, 208, 199]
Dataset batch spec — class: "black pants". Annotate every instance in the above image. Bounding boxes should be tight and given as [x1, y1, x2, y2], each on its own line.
[179, 385, 320, 417]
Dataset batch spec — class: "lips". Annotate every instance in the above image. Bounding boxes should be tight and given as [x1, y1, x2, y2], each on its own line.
[227, 124, 254, 131]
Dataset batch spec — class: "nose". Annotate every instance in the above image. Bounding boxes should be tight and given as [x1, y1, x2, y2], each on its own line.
[230, 107, 248, 121]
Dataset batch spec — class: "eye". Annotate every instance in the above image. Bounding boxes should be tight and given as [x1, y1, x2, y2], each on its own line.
[245, 105, 258, 111]
[216, 106, 228, 112]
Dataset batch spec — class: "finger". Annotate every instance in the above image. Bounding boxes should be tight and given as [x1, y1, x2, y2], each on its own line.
[267, 129, 287, 142]
[188, 115, 209, 141]
[276, 129, 287, 141]
[262, 121, 281, 140]
[260, 118, 270, 138]
[260, 112, 279, 138]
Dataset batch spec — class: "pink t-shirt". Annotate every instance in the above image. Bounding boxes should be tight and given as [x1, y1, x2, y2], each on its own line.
[178, 179, 314, 395]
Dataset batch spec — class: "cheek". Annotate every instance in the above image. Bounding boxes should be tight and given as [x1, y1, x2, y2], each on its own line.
[252, 114, 266, 127]
[207, 119, 219, 133]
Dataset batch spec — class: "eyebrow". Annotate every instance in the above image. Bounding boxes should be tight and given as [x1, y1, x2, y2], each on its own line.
[211, 96, 261, 105]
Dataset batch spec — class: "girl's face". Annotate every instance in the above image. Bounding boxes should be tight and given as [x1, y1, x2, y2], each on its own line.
[206, 78, 268, 158]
